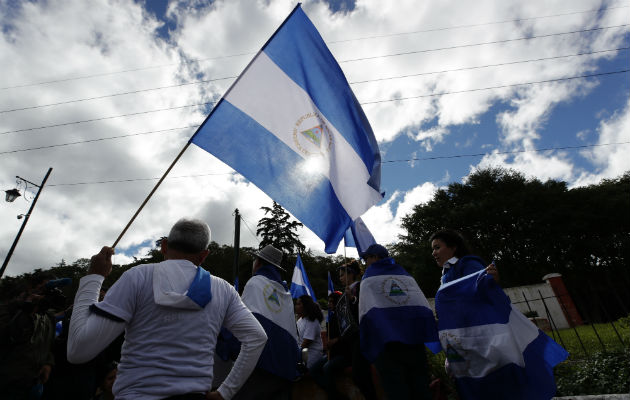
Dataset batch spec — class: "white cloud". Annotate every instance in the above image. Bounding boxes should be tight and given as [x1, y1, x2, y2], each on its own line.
[1, 0, 627, 277]
[572, 95, 630, 186]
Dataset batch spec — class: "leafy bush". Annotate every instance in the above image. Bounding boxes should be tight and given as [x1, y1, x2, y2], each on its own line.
[555, 348, 630, 396]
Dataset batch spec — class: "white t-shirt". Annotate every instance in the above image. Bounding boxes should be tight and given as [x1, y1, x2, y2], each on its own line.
[68, 260, 266, 400]
[296, 317, 324, 368]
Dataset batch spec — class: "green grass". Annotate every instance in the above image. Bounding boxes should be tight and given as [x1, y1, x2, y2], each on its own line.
[545, 321, 629, 359]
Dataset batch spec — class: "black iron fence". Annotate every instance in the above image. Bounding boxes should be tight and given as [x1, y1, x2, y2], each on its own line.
[511, 288, 628, 358]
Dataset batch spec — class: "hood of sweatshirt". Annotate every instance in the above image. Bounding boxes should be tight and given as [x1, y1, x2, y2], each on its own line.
[152, 259, 212, 310]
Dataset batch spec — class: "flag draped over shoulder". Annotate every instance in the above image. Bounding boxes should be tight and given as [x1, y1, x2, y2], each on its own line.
[242, 274, 300, 380]
[358, 258, 441, 362]
[190, 5, 382, 253]
[435, 270, 569, 400]
[290, 254, 316, 301]
[343, 217, 376, 256]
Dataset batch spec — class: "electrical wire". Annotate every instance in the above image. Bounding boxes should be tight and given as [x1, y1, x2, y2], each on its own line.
[329, 4, 630, 43]
[2, 68, 626, 137]
[37, 141, 629, 187]
[46, 171, 235, 187]
[1, 3, 627, 90]
[0, 101, 217, 136]
[360, 69, 630, 105]
[0, 125, 198, 155]
[3, 46, 627, 114]
[240, 216, 261, 243]
[340, 24, 629, 63]
[381, 142, 630, 163]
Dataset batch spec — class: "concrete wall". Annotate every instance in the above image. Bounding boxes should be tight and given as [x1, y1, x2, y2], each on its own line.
[504, 283, 570, 329]
[427, 276, 573, 330]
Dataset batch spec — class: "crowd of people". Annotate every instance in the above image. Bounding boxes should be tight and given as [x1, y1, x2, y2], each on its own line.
[1, 217, 528, 400]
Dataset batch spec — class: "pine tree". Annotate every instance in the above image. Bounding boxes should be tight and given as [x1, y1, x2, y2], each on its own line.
[256, 201, 306, 256]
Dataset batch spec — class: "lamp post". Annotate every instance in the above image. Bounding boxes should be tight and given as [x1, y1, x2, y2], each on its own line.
[1, 167, 53, 279]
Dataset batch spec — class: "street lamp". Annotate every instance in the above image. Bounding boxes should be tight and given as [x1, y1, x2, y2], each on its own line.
[1, 167, 53, 278]
[4, 188, 21, 202]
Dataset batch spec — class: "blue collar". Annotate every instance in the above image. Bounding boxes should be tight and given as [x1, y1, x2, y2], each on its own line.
[255, 264, 283, 285]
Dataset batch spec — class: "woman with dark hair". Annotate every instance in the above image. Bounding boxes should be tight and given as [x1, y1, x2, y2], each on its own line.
[295, 295, 324, 369]
[430, 229, 497, 284]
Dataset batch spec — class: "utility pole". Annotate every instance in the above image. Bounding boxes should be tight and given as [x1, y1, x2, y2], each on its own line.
[1, 167, 53, 278]
[233, 208, 241, 291]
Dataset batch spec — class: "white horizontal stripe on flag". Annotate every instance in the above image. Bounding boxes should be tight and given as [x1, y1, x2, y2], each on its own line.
[359, 274, 432, 322]
[225, 52, 382, 220]
[439, 307, 539, 378]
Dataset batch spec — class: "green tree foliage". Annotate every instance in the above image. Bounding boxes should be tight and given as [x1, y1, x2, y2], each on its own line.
[395, 168, 630, 308]
[256, 201, 306, 257]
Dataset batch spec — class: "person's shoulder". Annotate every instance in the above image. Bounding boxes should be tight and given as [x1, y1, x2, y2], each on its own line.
[122, 261, 159, 278]
[459, 255, 487, 269]
[211, 275, 237, 292]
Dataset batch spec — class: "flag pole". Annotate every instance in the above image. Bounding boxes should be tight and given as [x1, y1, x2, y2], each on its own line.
[112, 142, 191, 248]
[112, 4, 305, 249]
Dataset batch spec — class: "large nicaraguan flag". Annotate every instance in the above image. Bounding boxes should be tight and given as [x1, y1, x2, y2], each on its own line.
[242, 274, 300, 380]
[435, 270, 569, 400]
[290, 254, 316, 301]
[343, 216, 376, 256]
[358, 258, 441, 362]
[190, 5, 382, 253]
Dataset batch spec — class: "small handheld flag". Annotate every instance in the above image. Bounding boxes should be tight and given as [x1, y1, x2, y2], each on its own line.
[327, 271, 335, 296]
[290, 254, 316, 301]
[343, 217, 376, 256]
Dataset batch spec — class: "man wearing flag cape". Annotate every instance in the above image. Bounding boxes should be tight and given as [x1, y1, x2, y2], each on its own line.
[359, 244, 441, 400]
[233, 245, 300, 400]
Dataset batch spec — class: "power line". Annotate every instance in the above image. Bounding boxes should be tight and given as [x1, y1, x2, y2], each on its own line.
[382, 142, 630, 163]
[0, 76, 236, 114]
[0, 125, 198, 155]
[340, 24, 629, 63]
[0, 101, 216, 136]
[46, 171, 236, 187]
[330, 4, 630, 43]
[2, 68, 627, 136]
[4, 46, 627, 114]
[39, 142, 630, 187]
[240, 216, 260, 243]
[350, 47, 630, 84]
[361, 69, 630, 105]
[1, 4, 627, 91]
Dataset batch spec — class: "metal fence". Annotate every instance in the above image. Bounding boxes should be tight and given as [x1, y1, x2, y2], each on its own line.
[511, 288, 628, 357]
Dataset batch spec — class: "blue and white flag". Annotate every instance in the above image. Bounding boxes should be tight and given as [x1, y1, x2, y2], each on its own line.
[290, 254, 316, 301]
[343, 217, 376, 256]
[359, 258, 441, 362]
[436, 270, 569, 400]
[242, 274, 300, 380]
[190, 5, 383, 254]
[327, 271, 335, 296]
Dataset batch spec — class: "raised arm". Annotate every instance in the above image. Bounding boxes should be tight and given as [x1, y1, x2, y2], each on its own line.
[67, 247, 125, 364]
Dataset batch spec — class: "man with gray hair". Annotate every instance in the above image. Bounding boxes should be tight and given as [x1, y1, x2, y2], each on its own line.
[67, 218, 267, 400]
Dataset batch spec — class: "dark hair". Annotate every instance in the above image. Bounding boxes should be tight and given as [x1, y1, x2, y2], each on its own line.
[298, 295, 323, 322]
[337, 260, 361, 275]
[328, 291, 342, 307]
[96, 361, 118, 387]
[429, 230, 471, 258]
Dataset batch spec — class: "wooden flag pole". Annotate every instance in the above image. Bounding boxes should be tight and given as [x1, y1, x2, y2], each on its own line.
[112, 142, 191, 248]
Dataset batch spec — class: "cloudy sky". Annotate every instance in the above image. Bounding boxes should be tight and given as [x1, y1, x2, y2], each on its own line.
[1, 0, 628, 276]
